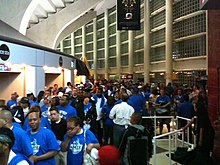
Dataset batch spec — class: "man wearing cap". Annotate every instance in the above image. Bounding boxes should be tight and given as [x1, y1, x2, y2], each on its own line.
[0, 127, 32, 165]
[6, 91, 19, 109]
[27, 93, 39, 107]
[0, 110, 34, 163]
[20, 97, 30, 117]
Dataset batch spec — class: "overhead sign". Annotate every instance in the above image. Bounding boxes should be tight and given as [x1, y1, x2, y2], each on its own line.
[117, 0, 141, 30]
[0, 44, 10, 61]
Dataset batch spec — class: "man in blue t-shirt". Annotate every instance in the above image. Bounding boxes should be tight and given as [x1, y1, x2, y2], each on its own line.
[0, 110, 34, 162]
[154, 88, 171, 134]
[7, 91, 19, 109]
[26, 106, 60, 165]
[0, 127, 32, 165]
[127, 87, 146, 113]
[61, 116, 100, 165]
[56, 95, 77, 120]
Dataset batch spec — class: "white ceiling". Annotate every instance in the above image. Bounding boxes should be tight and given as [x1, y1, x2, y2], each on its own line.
[28, 0, 116, 28]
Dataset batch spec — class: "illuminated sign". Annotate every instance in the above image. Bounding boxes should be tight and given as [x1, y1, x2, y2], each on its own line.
[0, 44, 10, 61]
[117, 0, 141, 30]
[121, 74, 133, 79]
[0, 64, 11, 71]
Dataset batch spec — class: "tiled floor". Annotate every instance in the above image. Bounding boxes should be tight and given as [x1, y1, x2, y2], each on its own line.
[149, 140, 181, 165]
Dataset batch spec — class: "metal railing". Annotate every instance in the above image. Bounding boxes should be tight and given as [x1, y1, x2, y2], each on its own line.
[142, 115, 196, 165]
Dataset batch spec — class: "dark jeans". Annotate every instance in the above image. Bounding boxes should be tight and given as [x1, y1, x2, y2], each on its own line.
[113, 124, 126, 147]
[95, 120, 103, 146]
[103, 124, 113, 145]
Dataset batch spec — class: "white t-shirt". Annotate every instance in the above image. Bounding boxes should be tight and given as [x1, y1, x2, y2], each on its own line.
[8, 150, 29, 165]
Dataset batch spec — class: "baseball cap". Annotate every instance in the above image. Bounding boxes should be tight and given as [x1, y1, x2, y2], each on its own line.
[20, 97, 29, 104]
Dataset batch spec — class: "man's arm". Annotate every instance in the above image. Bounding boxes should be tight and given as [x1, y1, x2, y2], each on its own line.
[33, 151, 58, 163]
[61, 128, 77, 152]
[61, 136, 71, 152]
[86, 143, 100, 153]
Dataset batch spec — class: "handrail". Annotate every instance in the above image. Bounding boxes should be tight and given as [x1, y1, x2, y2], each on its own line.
[152, 129, 184, 165]
[142, 115, 175, 136]
[142, 115, 196, 165]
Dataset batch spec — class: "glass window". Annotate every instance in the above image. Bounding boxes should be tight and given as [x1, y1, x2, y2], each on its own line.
[134, 51, 144, 64]
[109, 58, 116, 67]
[121, 55, 128, 66]
[109, 36, 116, 46]
[109, 47, 116, 57]
[150, 46, 165, 62]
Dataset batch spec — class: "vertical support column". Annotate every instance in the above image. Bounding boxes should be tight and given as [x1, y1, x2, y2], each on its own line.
[60, 41, 64, 52]
[71, 32, 75, 56]
[205, 10, 208, 75]
[82, 25, 86, 60]
[144, 0, 150, 83]
[165, 0, 173, 84]
[128, 30, 134, 74]
[93, 18, 98, 80]
[116, 30, 121, 80]
[25, 66, 45, 96]
[104, 10, 109, 79]
[71, 33, 75, 84]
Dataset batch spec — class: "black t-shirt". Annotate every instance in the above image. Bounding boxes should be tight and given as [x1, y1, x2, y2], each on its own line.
[50, 118, 67, 141]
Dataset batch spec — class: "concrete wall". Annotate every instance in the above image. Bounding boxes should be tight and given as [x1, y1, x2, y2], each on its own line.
[0, 40, 75, 100]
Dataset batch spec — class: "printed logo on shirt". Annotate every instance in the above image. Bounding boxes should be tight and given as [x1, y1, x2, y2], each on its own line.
[31, 139, 40, 155]
[59, 110, 67, 119]
[69, 138, 83, 154]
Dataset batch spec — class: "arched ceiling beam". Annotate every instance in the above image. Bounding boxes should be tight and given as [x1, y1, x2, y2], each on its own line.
[26, 0, 103, 49]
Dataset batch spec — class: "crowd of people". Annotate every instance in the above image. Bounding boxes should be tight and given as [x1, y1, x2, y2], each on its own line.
[0, 78, 215, 165]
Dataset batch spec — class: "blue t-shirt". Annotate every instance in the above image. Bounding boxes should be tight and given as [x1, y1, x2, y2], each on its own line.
[64, 129, 98, 165]
[27, 127, 60, 165]
[7, 100, 17, 109]
[56, 105, 77, 120]
[155, 95, 171, 111]
[12, 122, 22, 128]
[127, 94, 146, 113]
[41, 104, 48, 113]
[29, 100, 39, 107]
[12, 126, 33, 157]
[23, 116, 51, 131]
[178, 101, 194, 119]
[115, 99, 122, 105]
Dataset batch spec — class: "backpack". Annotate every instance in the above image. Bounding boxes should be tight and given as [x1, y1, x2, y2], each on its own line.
[123, 129, 149, 165]
[8, 153, 33, 165]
